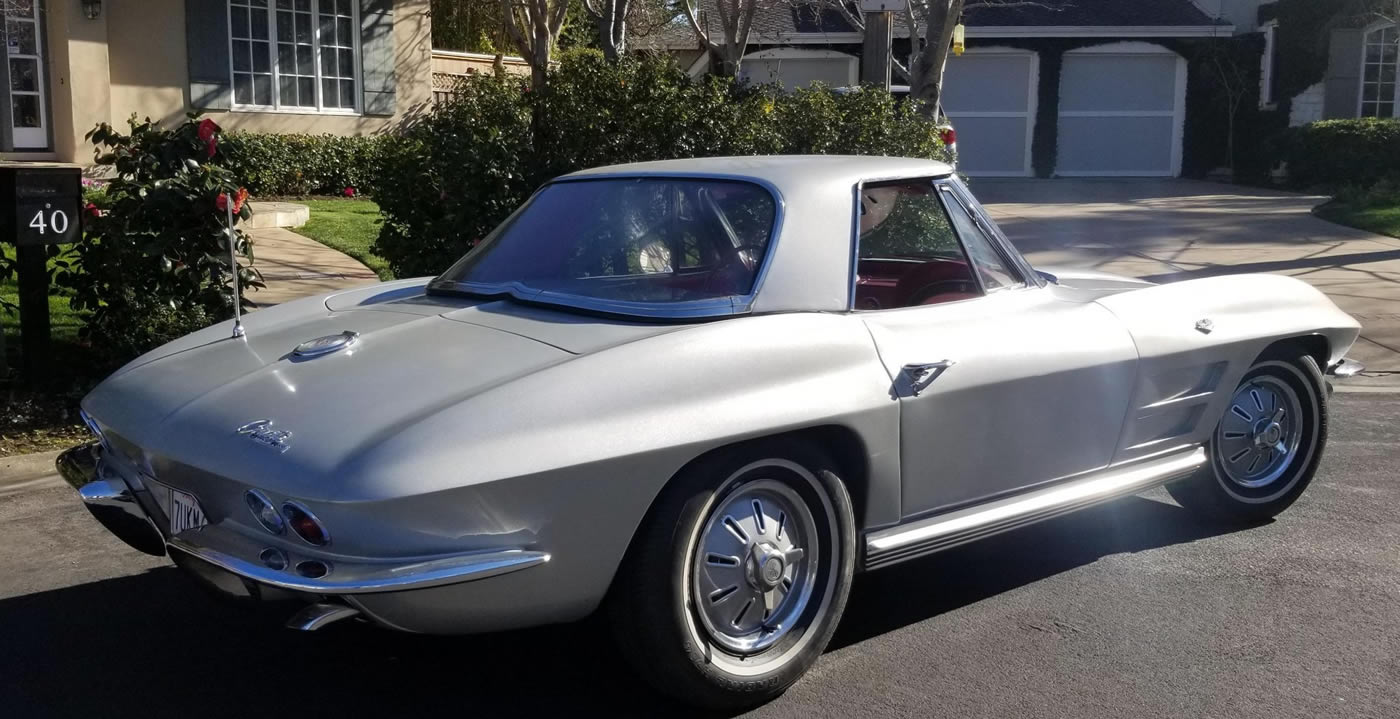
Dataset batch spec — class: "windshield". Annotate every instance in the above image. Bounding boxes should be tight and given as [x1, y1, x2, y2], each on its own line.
[434, 178, 778, 311]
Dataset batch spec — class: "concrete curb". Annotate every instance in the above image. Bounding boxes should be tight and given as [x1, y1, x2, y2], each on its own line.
[0, 449, 65, 497]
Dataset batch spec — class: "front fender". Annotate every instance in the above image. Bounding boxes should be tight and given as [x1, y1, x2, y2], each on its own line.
[1095, 273, 1360, 463]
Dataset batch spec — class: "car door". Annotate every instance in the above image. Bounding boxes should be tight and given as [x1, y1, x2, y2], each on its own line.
[856, 178, 1140, 518]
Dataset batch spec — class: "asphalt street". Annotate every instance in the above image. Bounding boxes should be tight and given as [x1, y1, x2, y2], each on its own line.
[1, 393, 1396, 719]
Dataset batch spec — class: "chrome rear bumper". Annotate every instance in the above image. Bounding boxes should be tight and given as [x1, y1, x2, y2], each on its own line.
[57, 441, 166, 557]
[60, 440, 549, 595]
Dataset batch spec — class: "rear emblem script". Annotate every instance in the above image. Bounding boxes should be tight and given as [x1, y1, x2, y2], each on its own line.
[238, 419, 293, 453]
[293, 331, 359, 358]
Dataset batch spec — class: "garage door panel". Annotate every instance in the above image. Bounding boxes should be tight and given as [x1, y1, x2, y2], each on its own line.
[941, 51, 1036, 176]
[1061, 55, 1178, 113]
[1057, 116, 1175, 174]
[942, 55, 1033, 112]
[946, 116, 1029, 175]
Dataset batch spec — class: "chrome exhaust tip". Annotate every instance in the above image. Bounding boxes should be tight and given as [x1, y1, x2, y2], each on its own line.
[287, 602, 361, 631]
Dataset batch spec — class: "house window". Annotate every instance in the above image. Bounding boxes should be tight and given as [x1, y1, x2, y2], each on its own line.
[228, 0, 360, 113]
[1360, 24, 1398, 118]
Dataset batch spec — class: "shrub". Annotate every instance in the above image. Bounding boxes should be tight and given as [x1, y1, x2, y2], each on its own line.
[372, 53, 952, 278]
[1280, 118, 1400, 189]
[220, 132, 387, 196]
[58, 115, 262, 367]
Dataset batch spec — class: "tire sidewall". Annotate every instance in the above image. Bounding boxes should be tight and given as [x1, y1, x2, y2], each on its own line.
[1208, 355, 1326, 507]
[622, 439, 855, 707]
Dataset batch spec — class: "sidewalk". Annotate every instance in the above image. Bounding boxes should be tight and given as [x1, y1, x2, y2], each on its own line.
[245, 225, 380, 306]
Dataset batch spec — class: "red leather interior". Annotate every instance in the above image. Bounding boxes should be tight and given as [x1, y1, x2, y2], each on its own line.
[855, 258, 979, 309]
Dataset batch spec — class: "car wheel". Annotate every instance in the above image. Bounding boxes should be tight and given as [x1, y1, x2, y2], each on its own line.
[608, 439, 855, 710]
[1166, 348, 1328, 523]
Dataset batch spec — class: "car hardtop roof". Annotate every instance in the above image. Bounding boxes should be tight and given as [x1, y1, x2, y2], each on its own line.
[557, 155, 956, 191]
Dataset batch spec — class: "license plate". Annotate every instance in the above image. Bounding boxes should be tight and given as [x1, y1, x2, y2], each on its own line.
[168, 487, 208, 535]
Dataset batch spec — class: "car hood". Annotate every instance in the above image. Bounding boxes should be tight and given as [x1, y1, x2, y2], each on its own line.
[83, 280, 683, 498]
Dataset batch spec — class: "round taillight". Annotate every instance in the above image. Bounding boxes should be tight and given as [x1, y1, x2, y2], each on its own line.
[282, 502, 330, 546]
[245, 490, 284, 534]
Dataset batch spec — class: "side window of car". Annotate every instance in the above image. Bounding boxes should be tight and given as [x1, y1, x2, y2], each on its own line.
[937, 187, 1022, 292]
[853, 180, 984, 310]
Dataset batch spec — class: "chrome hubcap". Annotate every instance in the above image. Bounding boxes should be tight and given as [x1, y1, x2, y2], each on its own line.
[1216, 376, 1303, 489]
[692, 479, 817, 655]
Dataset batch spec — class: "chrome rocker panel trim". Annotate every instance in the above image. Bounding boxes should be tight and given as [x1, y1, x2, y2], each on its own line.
[864, 447, 1207, 570]
[166, 539, 550, 595]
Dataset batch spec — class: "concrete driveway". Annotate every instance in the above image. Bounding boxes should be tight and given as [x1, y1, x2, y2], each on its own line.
[974, 179, 1400, 379]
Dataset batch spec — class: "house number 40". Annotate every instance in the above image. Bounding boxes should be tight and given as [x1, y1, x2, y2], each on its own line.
[28, 208, 71, 235]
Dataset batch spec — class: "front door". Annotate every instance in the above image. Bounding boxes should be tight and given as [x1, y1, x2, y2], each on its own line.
[4, 0, 48, 150]
[855, 178, 1139, 518]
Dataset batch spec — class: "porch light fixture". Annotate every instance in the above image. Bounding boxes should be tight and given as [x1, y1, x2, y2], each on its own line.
[81, 0, 103, 20]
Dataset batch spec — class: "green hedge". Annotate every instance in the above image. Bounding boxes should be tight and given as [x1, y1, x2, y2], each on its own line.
[372, 51, 952, 278]
[220, 132, 387, 196]
[1281, 119, 1400, 189]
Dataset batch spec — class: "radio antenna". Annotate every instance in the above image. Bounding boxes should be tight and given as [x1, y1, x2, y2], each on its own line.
[227, 195, 246, 339]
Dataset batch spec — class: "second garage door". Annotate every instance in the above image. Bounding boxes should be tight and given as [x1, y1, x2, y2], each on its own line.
[1057, 44, 1187, 176]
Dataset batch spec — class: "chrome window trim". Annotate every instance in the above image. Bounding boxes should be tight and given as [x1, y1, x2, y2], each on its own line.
[935, 181, 1031, 291]
[848, 173, 1038, 312]
[429, 173, 786, 321]
[944, 177, 1045, 288]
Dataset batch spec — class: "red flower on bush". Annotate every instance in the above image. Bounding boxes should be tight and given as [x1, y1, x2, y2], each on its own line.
[198, 118, 220, 158]
[343, 186, 356, 197]
[216, 187, 250, 216]
[85, 202, 100, 217]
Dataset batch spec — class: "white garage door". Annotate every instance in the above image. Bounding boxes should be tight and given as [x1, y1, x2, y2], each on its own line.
[941, 49, 1038, 177]
[738, 49, 857, 91]
[1057, 44, 1187, 176]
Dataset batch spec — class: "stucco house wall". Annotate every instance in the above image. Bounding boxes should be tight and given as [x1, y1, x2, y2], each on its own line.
[2, 0, 431, 164]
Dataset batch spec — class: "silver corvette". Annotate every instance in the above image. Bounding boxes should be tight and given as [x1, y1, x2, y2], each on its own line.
[62, 156, 1363, 708]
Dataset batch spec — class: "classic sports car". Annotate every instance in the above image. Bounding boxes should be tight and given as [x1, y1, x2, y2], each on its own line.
[62, 156, 1363, 709]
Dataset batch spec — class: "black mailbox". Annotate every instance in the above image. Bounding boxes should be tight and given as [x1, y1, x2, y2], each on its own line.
[2, 163, 85, 378]
[1, 164, 84, 246]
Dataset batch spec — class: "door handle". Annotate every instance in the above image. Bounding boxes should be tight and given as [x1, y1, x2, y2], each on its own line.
[903, 360, 956, 396]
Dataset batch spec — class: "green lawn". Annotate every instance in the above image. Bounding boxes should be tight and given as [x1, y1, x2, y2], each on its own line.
[287, 197, 394, 280]
[1316, 201, 1400, 239]
[1, 245, 83, 353]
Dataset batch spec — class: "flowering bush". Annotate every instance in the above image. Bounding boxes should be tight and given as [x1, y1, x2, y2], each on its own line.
[58, 115, 263, 366]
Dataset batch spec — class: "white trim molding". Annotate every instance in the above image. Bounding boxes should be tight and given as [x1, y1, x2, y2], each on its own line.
[1259, 20, 1280, 109]
[965, 25, 1233, 38]
[730, 24, 1236, 48]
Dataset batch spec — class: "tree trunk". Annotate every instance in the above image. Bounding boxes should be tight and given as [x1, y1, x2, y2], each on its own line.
[909, 0, 961, 118]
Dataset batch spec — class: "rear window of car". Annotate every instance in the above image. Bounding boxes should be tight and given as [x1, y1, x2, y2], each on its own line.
[435, 178, 778, 309]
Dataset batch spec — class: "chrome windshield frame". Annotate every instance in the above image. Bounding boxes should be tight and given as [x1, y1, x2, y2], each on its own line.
[428, 172, 787, 321]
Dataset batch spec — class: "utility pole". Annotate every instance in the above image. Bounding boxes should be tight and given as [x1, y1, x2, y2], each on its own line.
[859, 1, 896, 89]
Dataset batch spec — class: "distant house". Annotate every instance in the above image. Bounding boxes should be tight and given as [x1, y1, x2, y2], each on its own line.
[0, 0, 433, 165]
[1255, 0, 1400, 125]
[661, 0, 1233, 178]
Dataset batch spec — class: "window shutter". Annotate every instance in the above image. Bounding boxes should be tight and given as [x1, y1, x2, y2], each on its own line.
[361, 0, 396, 116]
[186, 0, 232, 111]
